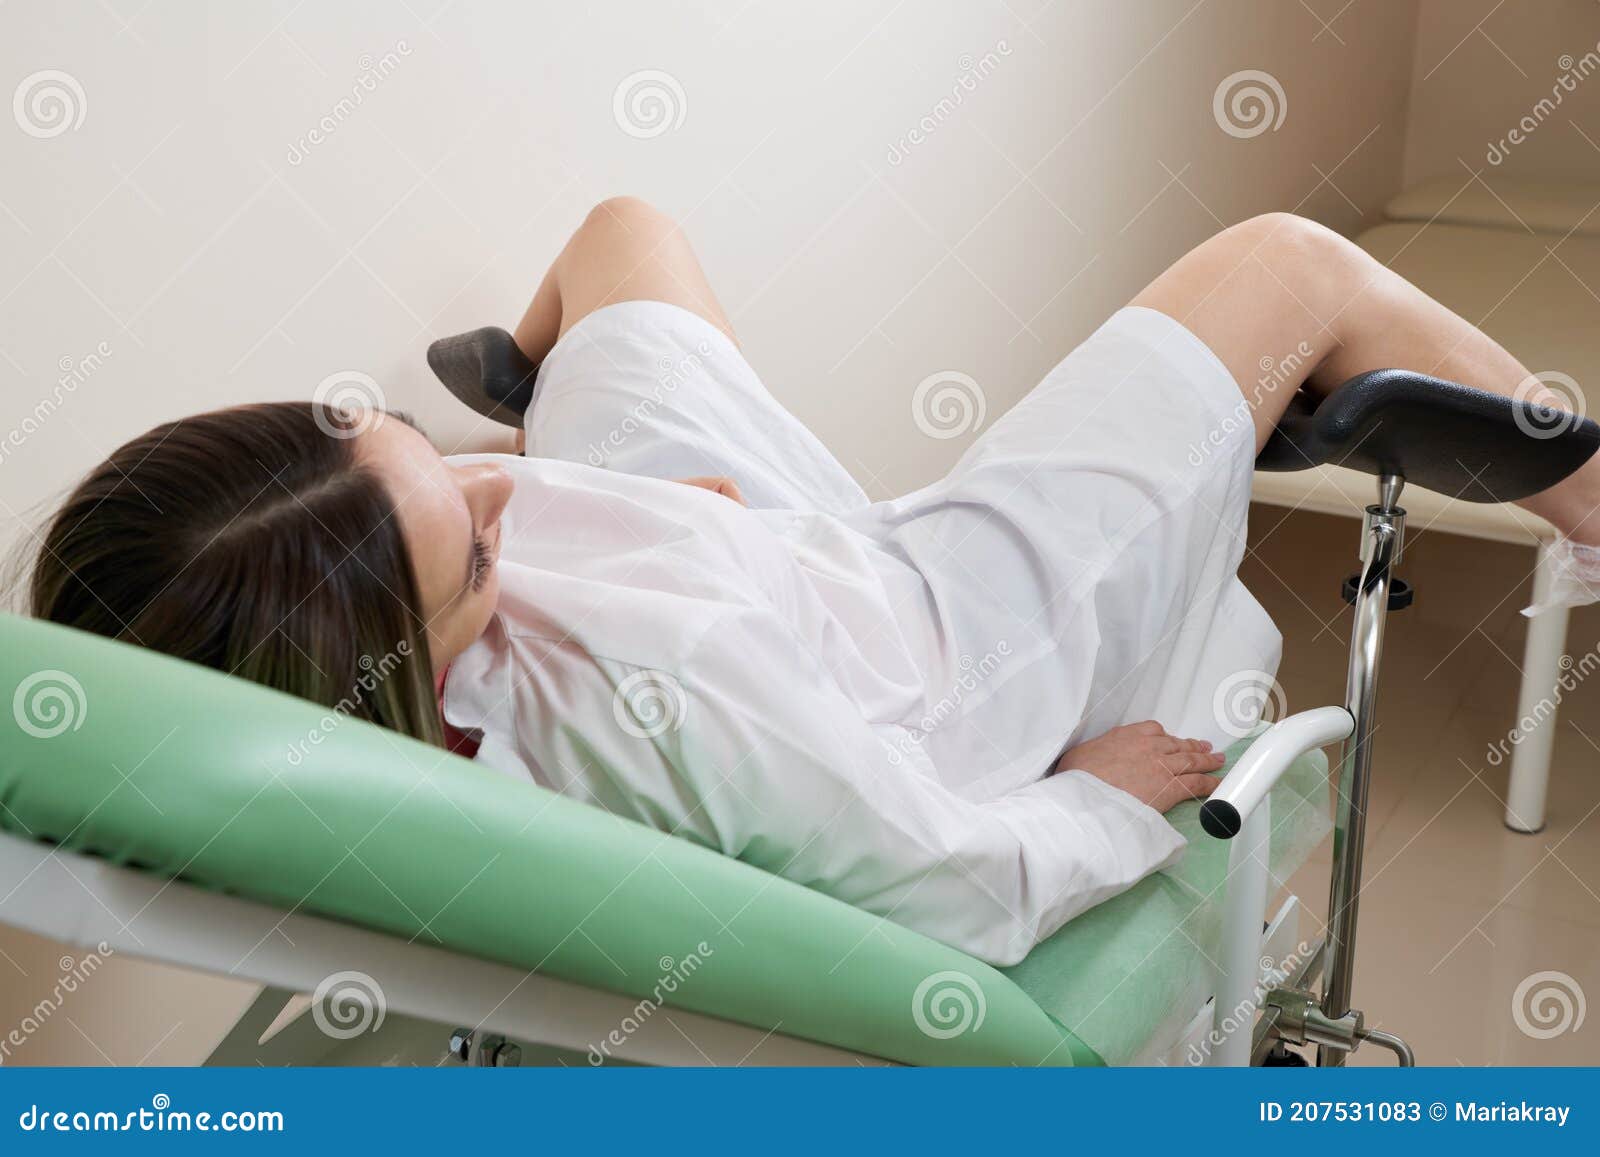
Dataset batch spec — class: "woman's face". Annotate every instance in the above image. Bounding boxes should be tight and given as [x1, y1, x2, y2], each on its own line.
[357, 417, 515, 673]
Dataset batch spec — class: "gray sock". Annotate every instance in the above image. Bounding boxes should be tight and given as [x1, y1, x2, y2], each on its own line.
[426, 327, 539, 429]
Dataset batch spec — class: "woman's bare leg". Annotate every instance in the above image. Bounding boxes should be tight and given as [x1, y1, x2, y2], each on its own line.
[502, 197, 736, 454]
[512, 196, 736, 364]
[1131, 213, 1600, 545]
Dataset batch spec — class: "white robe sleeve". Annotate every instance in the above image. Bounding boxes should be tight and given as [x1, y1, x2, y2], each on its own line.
[664, 604, 1188, 966]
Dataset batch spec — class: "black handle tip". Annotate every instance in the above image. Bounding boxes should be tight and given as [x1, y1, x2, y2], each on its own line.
[1200, 799, 1242, 839]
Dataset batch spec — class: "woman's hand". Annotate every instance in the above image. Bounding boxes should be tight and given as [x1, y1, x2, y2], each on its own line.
[673, 475, 748, 506]
[1054, 720, 1225, 813]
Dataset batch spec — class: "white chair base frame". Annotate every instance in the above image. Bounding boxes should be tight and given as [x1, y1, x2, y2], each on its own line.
[1, 826, 1315, 1067]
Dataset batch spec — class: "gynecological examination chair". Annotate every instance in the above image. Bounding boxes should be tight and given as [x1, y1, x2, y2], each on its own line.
[1, 360, 1595, 1067]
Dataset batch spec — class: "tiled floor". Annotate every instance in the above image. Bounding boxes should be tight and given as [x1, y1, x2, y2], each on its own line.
[1243, 504, 1600, 1066]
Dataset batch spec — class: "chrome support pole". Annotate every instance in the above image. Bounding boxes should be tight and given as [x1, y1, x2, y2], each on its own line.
[1318, 473, 1406, 1067]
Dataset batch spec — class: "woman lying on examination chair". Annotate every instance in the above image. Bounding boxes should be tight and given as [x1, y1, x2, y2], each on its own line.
[29, 199, 1600, 965]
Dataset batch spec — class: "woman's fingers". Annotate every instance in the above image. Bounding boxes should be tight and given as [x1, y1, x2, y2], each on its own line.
[673, 475, 748, 506]
[1151, 735, 1215, 755]
[1155, 750, 1226, 775]
[1174, 772, 1219, 800]
[1132, 723, 1210, 751]
[1155, 772, 1221, 811]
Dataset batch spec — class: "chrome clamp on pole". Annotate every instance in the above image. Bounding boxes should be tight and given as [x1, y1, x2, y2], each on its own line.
[1319, 472, 1409, 1067]
[1262, 988, 1415, 1066]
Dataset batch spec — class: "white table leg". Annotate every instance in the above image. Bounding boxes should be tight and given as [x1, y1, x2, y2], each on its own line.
[1507, 541, 1570, 833]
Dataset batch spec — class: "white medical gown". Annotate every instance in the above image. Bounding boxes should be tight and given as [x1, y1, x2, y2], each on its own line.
[442, 301, 1281, 965]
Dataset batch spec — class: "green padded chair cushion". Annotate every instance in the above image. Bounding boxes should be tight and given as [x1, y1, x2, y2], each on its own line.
[0, 615, 1329, 1066]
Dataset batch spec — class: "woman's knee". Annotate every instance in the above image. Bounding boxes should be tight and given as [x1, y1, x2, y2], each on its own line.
[554, 195, 736, 342]
[579, 195, 678, 241]
[1223, 212, 1356, 280]
[557, 196, 686, 279]
[1223, 213, 1400, 353]
[1136, 214, 1318, 339]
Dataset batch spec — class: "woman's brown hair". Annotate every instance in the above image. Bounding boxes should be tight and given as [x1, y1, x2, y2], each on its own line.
[29, 401, 444, 746]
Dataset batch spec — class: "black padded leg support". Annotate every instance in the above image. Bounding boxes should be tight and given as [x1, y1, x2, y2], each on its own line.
[426, 327, 540, 429]
[1255, 369, 1600, 502]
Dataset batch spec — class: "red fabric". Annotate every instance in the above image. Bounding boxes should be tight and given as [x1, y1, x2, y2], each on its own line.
[436, 666, 481, 759]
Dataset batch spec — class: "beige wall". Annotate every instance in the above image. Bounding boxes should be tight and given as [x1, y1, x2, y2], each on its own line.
[1405, 0, 1600, 186]
[0, 0, 1421, 1063]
